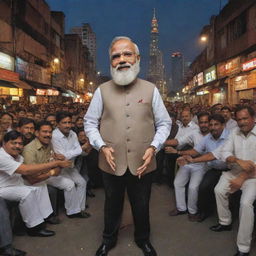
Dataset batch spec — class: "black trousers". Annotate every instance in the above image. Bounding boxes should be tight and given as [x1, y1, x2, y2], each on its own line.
[197, 168, 223, 216]
[102, 170, 154, 245]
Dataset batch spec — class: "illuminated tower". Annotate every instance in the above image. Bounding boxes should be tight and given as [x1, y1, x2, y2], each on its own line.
[147, 9, 166, 97]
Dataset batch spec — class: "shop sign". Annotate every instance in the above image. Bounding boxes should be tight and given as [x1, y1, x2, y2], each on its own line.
[193, 75, 198, 87]
[247, 71, 256, 89]
[234, 76, 248, 91]
[0, 86, 23, 96]
[198, 72, 204, 86]
[36, 89, 59, 96]
[242, 58, 256, 71]
[217, 57, 240, 78]
[16, 58, 29, 79]
[0, 52, 14, 71]
[204, 66, 216, 83]
[0, 68, 19, 82]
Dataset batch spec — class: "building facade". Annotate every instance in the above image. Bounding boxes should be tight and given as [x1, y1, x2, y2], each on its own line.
[183, 0, 256, 106]
[147, 9, 166, 97]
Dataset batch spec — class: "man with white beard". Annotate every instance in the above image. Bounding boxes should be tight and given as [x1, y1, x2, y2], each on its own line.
[84, 36, 171, 256]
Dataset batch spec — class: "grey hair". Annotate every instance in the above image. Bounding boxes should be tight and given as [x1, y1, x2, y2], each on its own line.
[108, 36, 140, 59]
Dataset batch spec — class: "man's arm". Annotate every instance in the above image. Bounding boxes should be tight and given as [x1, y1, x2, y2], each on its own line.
[84, 88, 106, 151]
[16, 160, 71, 176]
[189, 152, 216, 163]
[150, 87, 172, 151]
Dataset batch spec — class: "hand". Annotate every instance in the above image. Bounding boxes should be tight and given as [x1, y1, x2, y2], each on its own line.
[236, 159, 255, 173]
[183, 155, 194, 163]
[58, 160, 72, 168]
[165, 146, 177, 154]
[82, 142, 92, 154]
[226, 156, 237, 163]
[54, 153, 66, 161]
[50, 167, 61, 176]
[229, 177, 245, 193]
[137, 147, 155, 178]
[102, 146, 116, 172]
[176, 156, 188, 166]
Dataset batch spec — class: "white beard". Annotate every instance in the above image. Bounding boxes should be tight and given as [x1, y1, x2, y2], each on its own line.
[110, 61, 140, 86]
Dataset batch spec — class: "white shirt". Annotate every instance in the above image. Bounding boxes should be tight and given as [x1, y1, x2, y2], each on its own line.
[52, 128, 82, 160]
[175, 120, 199, 140]
[213, 126, 256, 163]
[0, 147, 24, 187]
[177, 129, 205, 148]
[225, 118, 238, 131]
[84, 86, 172, 152]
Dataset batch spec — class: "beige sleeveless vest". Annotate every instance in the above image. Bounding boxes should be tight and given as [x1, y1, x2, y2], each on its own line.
[98, 78, 156, 176]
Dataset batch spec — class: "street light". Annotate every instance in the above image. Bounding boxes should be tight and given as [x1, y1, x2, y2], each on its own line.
[53, 58, 60, 64]
[200, 35, 207, 42]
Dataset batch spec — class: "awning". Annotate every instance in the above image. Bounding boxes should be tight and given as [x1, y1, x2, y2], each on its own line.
[0, 80, 17, 88]
[16, 80, 32, 89]
[24, 80, 51, 89]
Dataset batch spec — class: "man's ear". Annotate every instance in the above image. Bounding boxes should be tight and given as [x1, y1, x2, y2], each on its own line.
[137, 55, 141, 61]
[35, 130, 39, 137]
[17, 127, 21, 132]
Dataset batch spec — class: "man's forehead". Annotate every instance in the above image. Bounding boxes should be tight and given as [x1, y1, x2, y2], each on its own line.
[111, 39, 135, 53]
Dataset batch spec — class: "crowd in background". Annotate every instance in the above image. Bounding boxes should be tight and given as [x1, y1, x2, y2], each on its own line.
[0, 100, 255, 256]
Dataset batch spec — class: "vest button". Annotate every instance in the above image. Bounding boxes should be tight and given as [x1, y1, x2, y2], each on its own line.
[127, 138, 130, 142]
[128, 149, 131, 152]
[126, 103, 130, 106]
[127, 127, 130, 129]
[126, 114, 130, 117]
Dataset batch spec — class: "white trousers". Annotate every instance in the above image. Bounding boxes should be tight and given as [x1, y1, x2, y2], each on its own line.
[174, 164, 206, 214]
[0, 184, 52, 228]
[47, 171, 86, 215]
[56, 167, 87, 215]
[215, 171, 256, 253]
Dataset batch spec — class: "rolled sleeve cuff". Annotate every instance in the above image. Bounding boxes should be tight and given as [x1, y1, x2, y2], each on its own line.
[94, 139, 106, 151]
[150, 141, 161, 153]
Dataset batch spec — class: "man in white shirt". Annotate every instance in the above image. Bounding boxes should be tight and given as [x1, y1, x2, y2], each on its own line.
[175, 109, 199, 147]
[210, 106, 256, 256]
[52, 112, 89, 218]
[0, 130, 70, 237]
[221, 106, 238, 131]
[166, 112, 210, 220]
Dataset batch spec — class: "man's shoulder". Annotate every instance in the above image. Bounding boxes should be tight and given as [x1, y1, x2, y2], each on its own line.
[24, 138, 37, 149]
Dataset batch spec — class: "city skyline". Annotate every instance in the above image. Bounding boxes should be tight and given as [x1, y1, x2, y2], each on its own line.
[47, 0, 228, 77]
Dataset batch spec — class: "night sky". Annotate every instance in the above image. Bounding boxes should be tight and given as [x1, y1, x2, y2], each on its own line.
[47, 0, 228, 78]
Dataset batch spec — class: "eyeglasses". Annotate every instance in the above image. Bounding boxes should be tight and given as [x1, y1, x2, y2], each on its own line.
[111, 51, 136, 61]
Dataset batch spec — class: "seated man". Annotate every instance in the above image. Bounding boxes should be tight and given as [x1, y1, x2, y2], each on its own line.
[52, 112, 89, 218]
[166, 112, 210, 221]
[0, 131, 70, 237]
[23, 121, 91, 219]
[0, 197, 26, 256]
[209, 106, 256, 256]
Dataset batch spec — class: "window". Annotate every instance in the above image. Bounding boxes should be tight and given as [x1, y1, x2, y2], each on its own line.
[227, 12, 247, 42]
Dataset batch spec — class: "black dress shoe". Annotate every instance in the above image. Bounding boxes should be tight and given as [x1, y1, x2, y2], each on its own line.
[0, 245, 26, 256]
[27, 228, 55, 237]
[136, 241, 157, 256]
[210, 223, 232, 232]
[67, 211, 91, 218]
[95, 243, 115, 256]
[234, 251, 249, 256]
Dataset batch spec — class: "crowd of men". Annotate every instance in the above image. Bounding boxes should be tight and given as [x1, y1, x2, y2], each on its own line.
[0, 100, 255, 256]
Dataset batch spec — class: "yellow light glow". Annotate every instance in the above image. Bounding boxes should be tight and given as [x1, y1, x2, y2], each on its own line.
[53, 58, 60, 64]
[200, 36, 207, 42]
